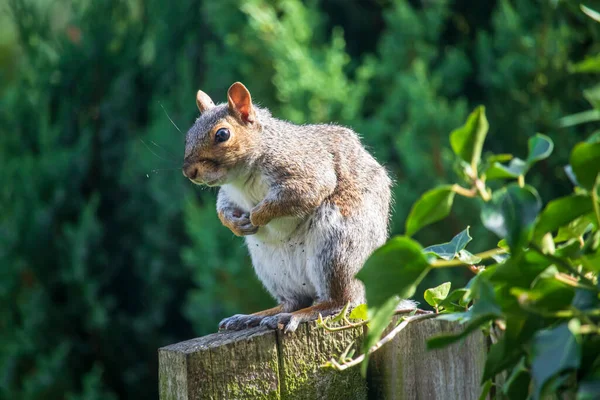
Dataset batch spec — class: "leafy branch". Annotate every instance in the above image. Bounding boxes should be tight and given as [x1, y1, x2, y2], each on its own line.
[321, 313, 437, 371]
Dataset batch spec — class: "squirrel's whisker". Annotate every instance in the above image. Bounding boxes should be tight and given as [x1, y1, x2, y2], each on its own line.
[139, 139, 179, 164]
[160, 102, 183, 134]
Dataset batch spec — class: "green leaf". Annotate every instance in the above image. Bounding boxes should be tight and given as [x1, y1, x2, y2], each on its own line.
[405, 186, 456, 236]
[555, 214, 595, 242]
[439, 289, 471, 312]
[584, 85, 600, 110]
[485, 135, 553, 180]
[558, 110, 600, 128]
[533, 195, 593, 240]
[424, 282, 451, 308]
[503, 358, 531, 400]
[348, 304, 367, 321]
[485, 158, 527, 180]
[570, 55, 600, 74]
[511, 278, 575, 313]
[481, 184, 542, 252]
[570, 142, 600, 189]
[582, 5, 600, 23]
[357, 236, 431, 308]
[483, 337, 524, 383]
[360, 296, 399, 376]
[423, 227, 472, 260]
[526, 134, 554, 164]
[531, 324, 581, 399]
[490, 252, 552, 287]
[450, 105, 489, 169]
[457, 249, 482, 264]
[478, 380, 492, 400]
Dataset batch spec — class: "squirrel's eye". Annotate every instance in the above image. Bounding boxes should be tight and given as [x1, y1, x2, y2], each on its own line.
[215, 128, 230, 143]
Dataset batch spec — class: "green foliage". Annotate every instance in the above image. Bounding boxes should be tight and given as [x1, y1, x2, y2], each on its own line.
[356, 100, 600, 398]
[3, 0, 600, 397]
[405, 186, 456, 236]
[450, 106, 489, 171]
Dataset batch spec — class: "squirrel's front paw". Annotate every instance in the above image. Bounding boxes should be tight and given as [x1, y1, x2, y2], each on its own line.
[219, 209, 259, 237]
[249, 206, 272, 227]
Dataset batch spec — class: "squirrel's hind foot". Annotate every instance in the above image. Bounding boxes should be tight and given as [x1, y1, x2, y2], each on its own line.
[218, 314, 263, 331]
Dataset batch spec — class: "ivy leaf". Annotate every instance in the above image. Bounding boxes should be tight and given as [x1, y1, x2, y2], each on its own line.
[555, 214, 595, 242]
[450, 105, 489, 170]
[360, 296, 398, 376]
[478, 380, 493, 400]
[486, 158, 527, 180]
[481, 184, 542, 252]
[526, 134, 554, 165]
[582, 5, 600, 23]
[423, 227, 472, 260]
[457, 249, 482, 264]
[486, 135, 553, 180]
[424, 282, 451, 308]
[428, 279, 501, 349]
[533, 195, 593, 240]
[502, 358, 531, 400]
[348, 304, 367, 321]
[357, 236, 430, 308]
[439, 289, 471, 312]
[405, 186, 456, 236]
[531, 324, 581, 399]
[570, 141, 600, 190]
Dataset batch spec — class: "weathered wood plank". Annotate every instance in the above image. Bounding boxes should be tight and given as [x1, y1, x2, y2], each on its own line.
[159, 327, 280, 399]
[368, 317, 486, 400]
[277, 322, 366, 400]
[159, 318, 487, 400]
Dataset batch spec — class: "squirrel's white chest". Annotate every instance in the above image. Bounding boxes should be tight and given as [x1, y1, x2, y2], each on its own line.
[221, 175, 269, 211]
[221, 174, 303, 242]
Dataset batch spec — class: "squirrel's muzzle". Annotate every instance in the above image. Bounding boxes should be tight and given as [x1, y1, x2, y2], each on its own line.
[182, 162, 198, 180]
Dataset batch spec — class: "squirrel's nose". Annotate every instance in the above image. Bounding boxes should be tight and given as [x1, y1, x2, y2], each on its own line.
[182, 164, 198, 180]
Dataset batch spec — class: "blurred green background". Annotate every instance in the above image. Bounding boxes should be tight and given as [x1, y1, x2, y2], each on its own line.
[1, 0, 599, 398]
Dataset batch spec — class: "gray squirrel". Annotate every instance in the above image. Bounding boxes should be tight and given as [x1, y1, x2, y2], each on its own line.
[183, 82, 414, 333]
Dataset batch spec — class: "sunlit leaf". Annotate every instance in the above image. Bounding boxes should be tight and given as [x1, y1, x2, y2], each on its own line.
[485, 158, 527, 180]
[423, 227, 472, 260]
[533, 195, 593, 240]
[570, 142, 600, 189]
[558, 110, 600, 128]
[582, 5, 600, 23]
[450, 105, 489, 169]
[405, 186, 456, 236]
[424, 282, 451, 307]
[457, 249, 482, 264]
[348, 304, 368, 321]
[486, 135, 553, 180]
[360, 296, 398, 376]
[439, 289, 471, 312]
[357, 236, 430, 308]
[526, 134, 554, 164]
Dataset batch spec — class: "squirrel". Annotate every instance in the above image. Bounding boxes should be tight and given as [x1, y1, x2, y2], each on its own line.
[182, 82, 414, 333]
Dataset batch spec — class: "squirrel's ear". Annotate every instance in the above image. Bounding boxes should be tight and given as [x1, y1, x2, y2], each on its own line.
[227, 82, 255, 123]
[196, 90, 215, 113]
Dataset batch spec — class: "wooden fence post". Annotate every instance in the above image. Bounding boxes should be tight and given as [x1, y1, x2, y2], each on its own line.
[159, 318, 486, 399]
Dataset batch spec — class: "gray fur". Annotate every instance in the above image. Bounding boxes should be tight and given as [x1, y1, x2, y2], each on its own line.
[184, 89, 415, 333]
